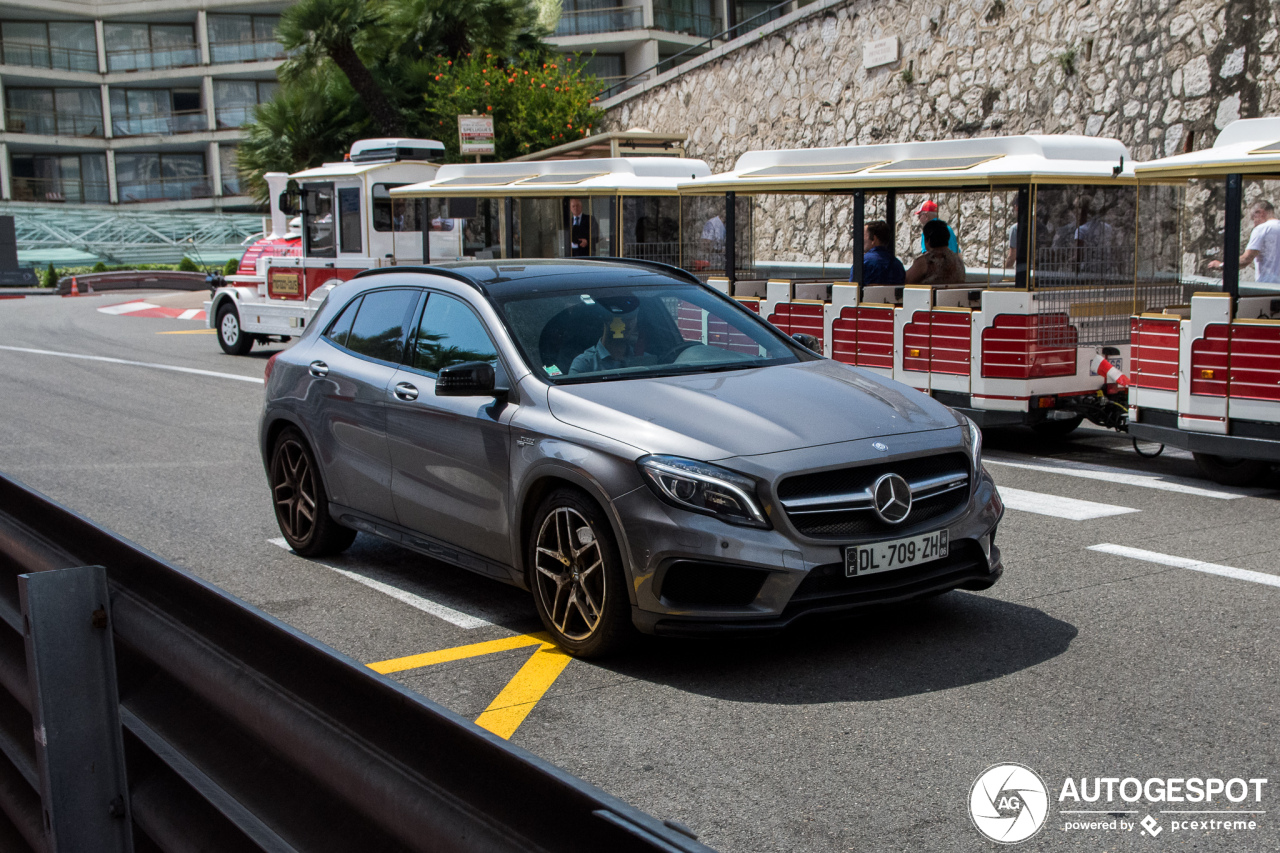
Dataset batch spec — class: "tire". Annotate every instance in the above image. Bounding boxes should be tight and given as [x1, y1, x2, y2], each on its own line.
[269, 429, 356, 557]
[1192, 452, 1269, 487]
[1031, 415, 1083, 438]
[217, 302, 253, 356]
[528, 488, 633, 658]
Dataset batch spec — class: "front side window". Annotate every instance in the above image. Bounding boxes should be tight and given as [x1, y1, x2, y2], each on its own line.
[495, 279, 801, 383]
[338, 187, 362, 253]
[345, 289, 420, 363]
[411, 294, 498, 374]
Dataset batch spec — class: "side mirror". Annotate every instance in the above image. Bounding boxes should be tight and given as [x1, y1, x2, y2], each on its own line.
[436, 361, 505, 398]
[278, 191, 298, 215]
[791, 333, 821, 352]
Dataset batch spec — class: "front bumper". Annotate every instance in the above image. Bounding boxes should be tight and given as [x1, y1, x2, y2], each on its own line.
[614, 467, 1004, 636]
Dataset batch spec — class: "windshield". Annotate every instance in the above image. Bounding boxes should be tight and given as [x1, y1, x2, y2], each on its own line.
[493, 281, 803, 384]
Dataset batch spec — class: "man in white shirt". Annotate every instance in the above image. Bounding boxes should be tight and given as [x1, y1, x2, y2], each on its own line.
[1209, 200, 1280, 283]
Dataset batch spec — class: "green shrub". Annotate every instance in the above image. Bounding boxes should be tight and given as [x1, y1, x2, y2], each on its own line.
[43, 263, 58, 289]
[223, 257, 240, 275]
[177, 256, 200, 272]
[91, 261, 108, 273]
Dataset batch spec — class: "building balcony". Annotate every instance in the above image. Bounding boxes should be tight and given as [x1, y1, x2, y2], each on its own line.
[554, 6, 645, 36]
[117, 174, 215, 203]
[652, 7, 721, 37]
[12, 176, 110, 204]
[5, 110, 104, 138]
[214, 105, 258, 129]
[112, 110, 209, 137]
[209, 38, 285, 64]
[105, 46, 201, 73]
[0, 42, 98, 72]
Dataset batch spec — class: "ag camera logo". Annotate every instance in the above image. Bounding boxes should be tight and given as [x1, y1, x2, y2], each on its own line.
[970, 763, 1050, 844]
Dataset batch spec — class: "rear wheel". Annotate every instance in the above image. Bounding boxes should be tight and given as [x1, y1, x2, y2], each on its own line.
[1192, 452, 1269, 487]
[1031, 415, 1083, 438]
[528, 488, 632, 658]
[217, 302, 253, 356]
[270, 429, 356, 556]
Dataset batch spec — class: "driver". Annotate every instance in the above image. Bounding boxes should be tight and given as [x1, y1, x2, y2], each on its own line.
[569, 296, 652, 374]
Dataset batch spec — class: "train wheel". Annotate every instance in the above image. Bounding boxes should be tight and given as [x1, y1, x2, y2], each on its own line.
[1031, 416, 1083, 438]
[1191, 453, 1268, 487]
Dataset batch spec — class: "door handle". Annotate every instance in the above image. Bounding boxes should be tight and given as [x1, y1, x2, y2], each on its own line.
[309, 360, 328, 377]
[394, 382, 419, 401]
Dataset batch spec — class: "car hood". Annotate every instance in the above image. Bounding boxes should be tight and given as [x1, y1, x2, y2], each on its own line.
[547, 359, 959, 460]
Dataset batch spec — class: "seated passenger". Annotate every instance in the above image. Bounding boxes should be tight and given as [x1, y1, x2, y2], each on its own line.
[852, 219, 905, 284]
[569, 297, 655, 374]
[905, 219, 966, 285]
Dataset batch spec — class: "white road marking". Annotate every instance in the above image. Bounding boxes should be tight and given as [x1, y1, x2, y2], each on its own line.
[0, 344, 263, 384]
[268, 538, 495, 629]
[984, 454, 1267, 500]
[1088, 543, 1280, 589]
[178, 308, 201, 320]
[998, 487, 1139, 520]
[97, 301, 158, 315]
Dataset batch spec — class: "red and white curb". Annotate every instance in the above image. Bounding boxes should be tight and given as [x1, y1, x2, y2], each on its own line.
[98, 301, 206, 321]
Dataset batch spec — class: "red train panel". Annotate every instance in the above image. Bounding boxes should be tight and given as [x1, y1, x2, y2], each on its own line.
[1229, 323, 1280, 402]
[1189, 323, 1229, 397]
[854, 306, 894, 369]
[980, 314, 1076, 379]
[929, 311, 972, 375]
[1130, 316, 1179, 392]
[767, 302, 825, 351]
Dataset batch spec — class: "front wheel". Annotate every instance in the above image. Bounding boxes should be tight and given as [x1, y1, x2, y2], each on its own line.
[217, 302, 253, 356]
[528, 488, 633, 658]
[270, 429, 356, 556]
[1031, 415, 1083, 438]
[1192, 452, 1269, 487]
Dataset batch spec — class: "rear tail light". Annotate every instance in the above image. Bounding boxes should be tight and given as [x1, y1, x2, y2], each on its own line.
[264, 352, 279, 383]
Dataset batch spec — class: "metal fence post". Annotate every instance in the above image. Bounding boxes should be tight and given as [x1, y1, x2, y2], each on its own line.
[19, 566, 133, 853]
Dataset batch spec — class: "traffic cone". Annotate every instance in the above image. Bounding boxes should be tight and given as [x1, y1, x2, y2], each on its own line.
[69, 276, 79, 296]
[1090, 354, 1129, 388]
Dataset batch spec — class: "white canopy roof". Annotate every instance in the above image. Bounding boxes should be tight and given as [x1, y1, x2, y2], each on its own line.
[389, 157, 711, 198]
[681, 135, 1135, 193]
[1135, 118, 1280, 179]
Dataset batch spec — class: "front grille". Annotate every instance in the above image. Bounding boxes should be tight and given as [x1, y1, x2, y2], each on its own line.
[787, 539, 986, 607]
[659, 561, 770, 607]
[776, 452, 971, 538]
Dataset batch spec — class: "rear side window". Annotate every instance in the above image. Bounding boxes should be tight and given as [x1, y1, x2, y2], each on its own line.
[324, 296, 361, 348]
[345, 289, 420, 363]
[411, 293, 498, 374]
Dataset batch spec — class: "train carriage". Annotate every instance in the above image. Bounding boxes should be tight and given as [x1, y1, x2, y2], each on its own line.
[677, 135, 1191, 434]
[1130, 117, 1280, 484]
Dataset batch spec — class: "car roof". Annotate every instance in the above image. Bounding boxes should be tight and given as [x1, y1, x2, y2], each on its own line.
[355, 258, 702, 297]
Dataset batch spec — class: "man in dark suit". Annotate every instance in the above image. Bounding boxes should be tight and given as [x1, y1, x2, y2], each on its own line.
[568, 197, 598, 257]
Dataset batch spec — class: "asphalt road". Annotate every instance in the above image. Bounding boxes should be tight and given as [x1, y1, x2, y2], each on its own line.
[2, 291, 1277, 852]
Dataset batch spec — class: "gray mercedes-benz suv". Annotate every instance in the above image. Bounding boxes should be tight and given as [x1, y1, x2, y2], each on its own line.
[260, 259, 1003, 657]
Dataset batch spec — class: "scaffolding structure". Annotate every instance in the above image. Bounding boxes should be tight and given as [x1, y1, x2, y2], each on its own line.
[4, 206, 265, 267]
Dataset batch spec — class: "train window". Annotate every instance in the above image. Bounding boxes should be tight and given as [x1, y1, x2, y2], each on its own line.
[303, 184, 335, 257]
[372, 184, 421, 232]
[339, 187, 362, 253]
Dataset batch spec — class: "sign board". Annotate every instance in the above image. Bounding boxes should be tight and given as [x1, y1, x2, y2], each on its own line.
[458, 115, 495, 156]
[268, 269, 301, 296]
[863, 36, 899, 69]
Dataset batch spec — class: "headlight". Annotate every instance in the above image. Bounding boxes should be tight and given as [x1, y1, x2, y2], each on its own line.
[965, 416, 983, 474]
[637, 455, 769, 528]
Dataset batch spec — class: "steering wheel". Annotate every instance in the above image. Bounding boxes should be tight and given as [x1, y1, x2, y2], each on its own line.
[663, 340, 701, 362]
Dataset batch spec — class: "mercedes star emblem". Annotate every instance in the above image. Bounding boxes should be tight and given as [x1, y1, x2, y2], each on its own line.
[872, 441, 888, 452]
[871, 473, 912, 524]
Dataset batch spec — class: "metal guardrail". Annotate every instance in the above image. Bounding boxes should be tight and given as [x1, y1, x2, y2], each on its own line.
[0, 470, 715, 853]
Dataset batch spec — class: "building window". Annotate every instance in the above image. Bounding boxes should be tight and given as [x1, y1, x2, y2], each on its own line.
[208, 15, 283, 63]
[581, 53, 624, 86]
[0, 21, 97, 71]
[115, 152, 209, 203]
[104, 23, 198, 72]
[11, 153, 109, 204]
[213, 80, 278, 128]
[554, 2, 644, 36]
[5, 88, 103, 137]
[654, 0, 721, 37]
[110, 88, 206, 136]
[219, 145, 242, 195]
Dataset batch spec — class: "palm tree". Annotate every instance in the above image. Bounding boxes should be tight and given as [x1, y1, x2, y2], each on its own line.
[277, 0, 405, 136]
[380, 0, 546, 58]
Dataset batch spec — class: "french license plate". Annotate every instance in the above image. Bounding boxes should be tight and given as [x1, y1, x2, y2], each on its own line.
[846, 529, 948, 577]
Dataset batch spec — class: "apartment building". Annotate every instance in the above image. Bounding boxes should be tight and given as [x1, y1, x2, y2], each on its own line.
[0, 0, 287, 211]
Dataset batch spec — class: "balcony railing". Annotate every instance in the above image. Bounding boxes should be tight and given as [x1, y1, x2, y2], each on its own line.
[214, 105, 259, 129]
[112, 110, 209, 137]
[554, 6, 644, 36]
[118, 175, 214, 203]
[105, 45, 200, 72]
[209, 38, 285, 64]
[653, 7, 722, 37]
[12, 176, 110, 204]
[0, 42, 98, 72]
[5, 109, 104, 137]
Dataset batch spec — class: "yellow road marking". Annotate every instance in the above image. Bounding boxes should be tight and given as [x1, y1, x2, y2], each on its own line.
[474, 643, 573, 738]
[367, 632, 548, 674]
[157, 328, 217, 334]
[367, 631, 572, 739]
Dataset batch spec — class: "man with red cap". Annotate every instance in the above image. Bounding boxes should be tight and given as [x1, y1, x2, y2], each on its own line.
[913, 200, 959, 254]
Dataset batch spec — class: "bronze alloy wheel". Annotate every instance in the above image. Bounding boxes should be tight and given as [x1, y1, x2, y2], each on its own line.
[533, 506, 607, 641]
[269, 430, 356, 557]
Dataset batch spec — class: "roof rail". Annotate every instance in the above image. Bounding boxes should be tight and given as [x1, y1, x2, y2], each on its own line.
[353, 265, 489, 292]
